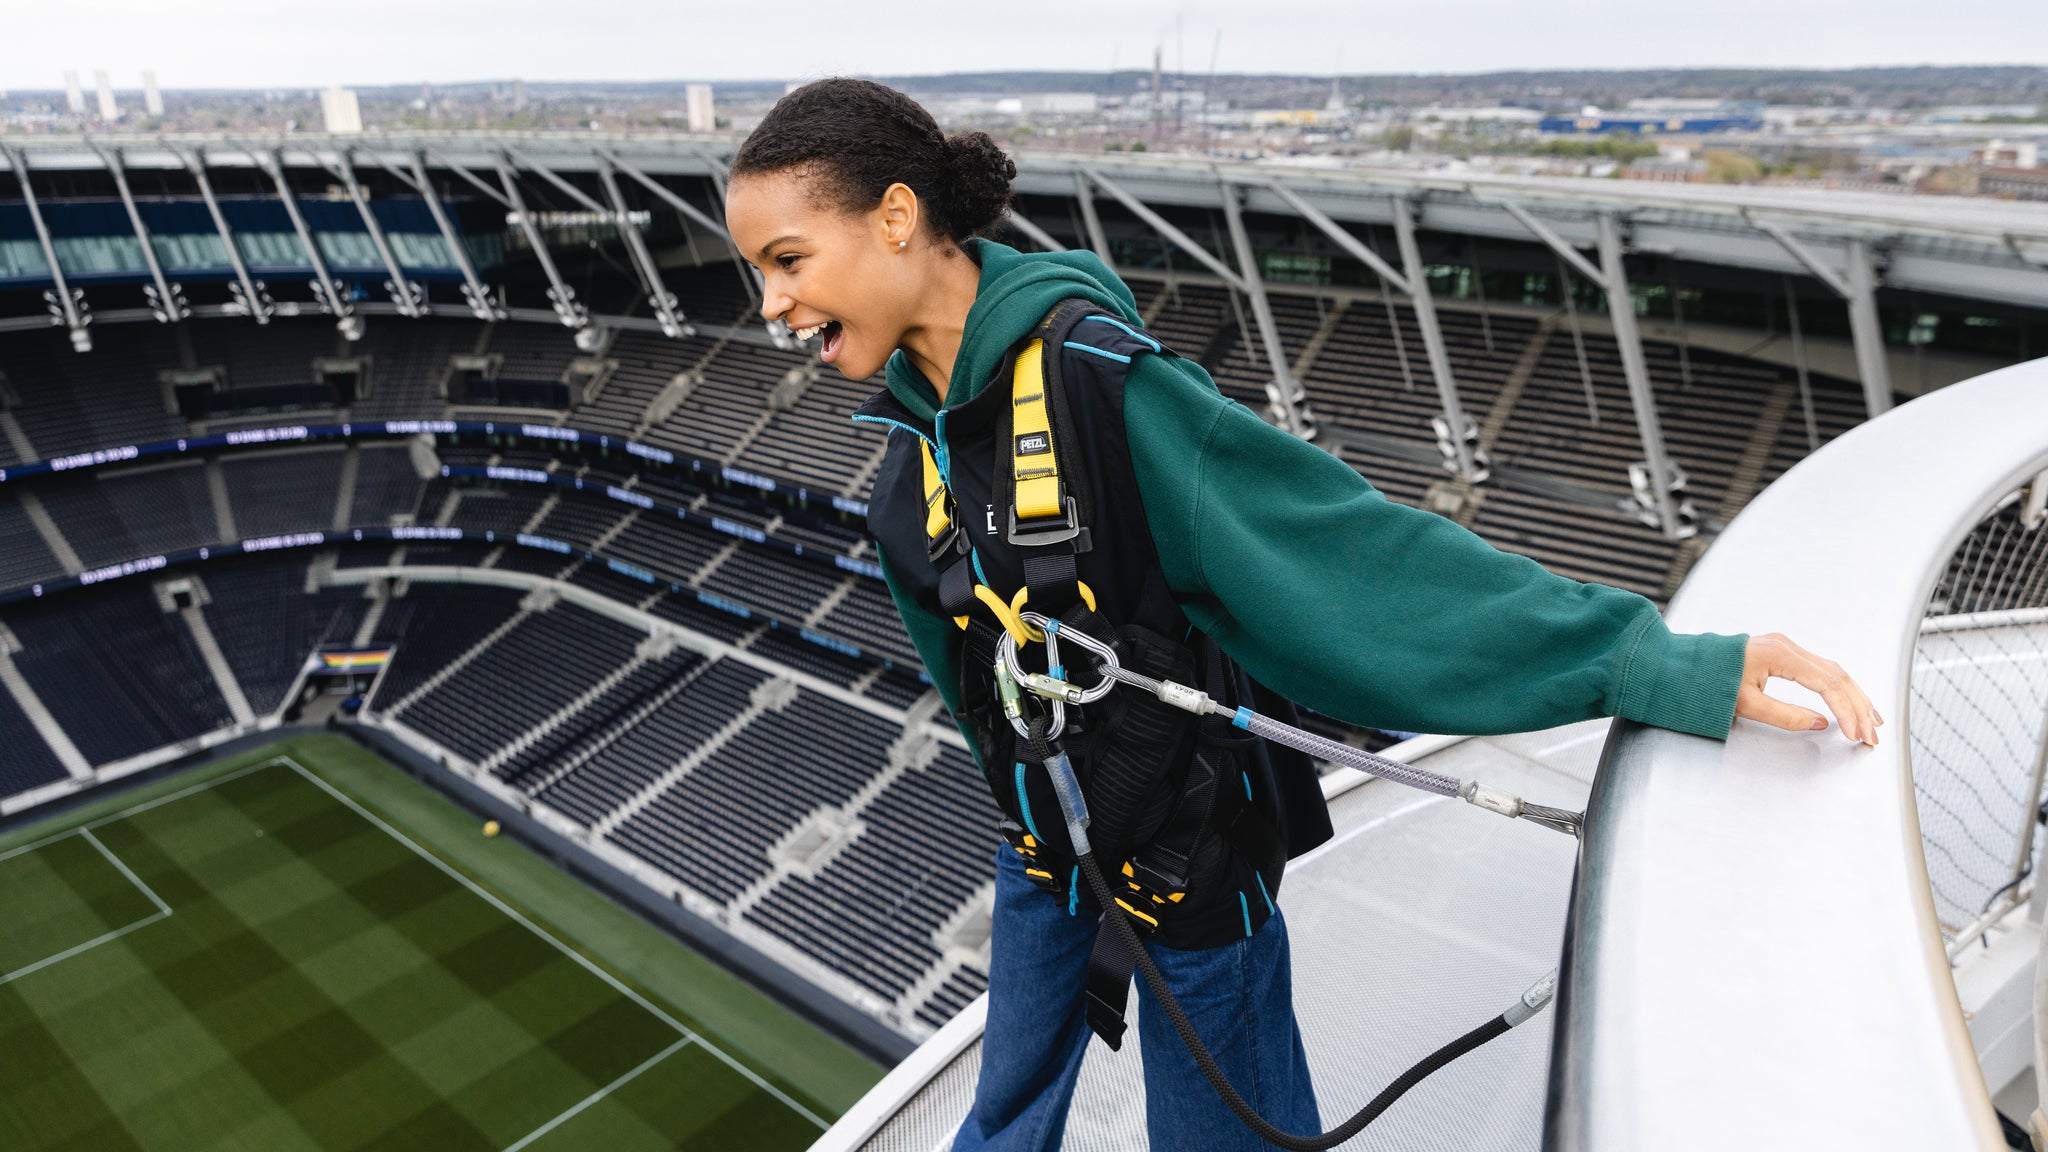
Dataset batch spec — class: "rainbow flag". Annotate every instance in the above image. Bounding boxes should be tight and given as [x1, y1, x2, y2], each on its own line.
[318, 649, 392, 671]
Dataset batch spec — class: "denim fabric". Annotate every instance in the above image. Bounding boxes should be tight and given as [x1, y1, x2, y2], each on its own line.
[952, 846, 1320, 1151]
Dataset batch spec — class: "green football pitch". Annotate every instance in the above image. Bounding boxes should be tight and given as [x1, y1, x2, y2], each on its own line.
[0, 734, 884, 1150]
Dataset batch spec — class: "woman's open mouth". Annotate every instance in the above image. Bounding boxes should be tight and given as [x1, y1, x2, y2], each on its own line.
[792, 320, 846, 364]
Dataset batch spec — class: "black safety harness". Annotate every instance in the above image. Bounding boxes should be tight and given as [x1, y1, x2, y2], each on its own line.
[857, 299, 1578, 1149]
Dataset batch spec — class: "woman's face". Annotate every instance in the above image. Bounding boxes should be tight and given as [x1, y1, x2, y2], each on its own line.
[726, 169, 919, 382]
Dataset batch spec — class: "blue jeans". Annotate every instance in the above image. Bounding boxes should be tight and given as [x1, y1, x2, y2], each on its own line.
[953, 846, 1320, 1151]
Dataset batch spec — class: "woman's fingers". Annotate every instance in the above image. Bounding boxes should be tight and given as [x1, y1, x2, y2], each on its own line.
[1778, 635, 1879, 746]
[1737, 684, 1830, 733]
[1741, 633, 1880, 746]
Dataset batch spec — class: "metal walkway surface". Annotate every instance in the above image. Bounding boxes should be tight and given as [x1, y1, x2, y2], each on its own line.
[839, 719, 1607, 1152]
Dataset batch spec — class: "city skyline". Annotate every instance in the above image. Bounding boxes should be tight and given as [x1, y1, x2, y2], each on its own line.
[6, 0, 2047, 92]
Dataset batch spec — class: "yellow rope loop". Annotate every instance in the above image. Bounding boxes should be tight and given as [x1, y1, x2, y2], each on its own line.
[954, 582, 1098, 648]
[1007, 582, 1098, 644]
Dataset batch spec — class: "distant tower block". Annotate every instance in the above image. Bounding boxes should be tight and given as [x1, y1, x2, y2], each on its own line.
[321, 86, 363, 134]
[143, 70, 164, 117]
[510, 78, 527, 111]
[62, 70, 84, 114]
[686, 84, 715, 133]
[93, 69, 117, 120]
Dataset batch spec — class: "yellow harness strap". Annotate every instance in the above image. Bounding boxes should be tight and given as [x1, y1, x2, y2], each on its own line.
[919, 439, 952, 543]
[1009, 339, 1065, 523]
[916, 335, 1093, 645]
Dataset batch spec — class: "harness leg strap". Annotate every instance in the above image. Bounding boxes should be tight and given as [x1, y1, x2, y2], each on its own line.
[1083, 917, 1142, 1051]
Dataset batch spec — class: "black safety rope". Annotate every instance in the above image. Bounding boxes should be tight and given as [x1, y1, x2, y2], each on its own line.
[1026, 722, 1537, 1151]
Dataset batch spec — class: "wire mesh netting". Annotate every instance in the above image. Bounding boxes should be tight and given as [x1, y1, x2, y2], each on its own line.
[1909, 484, 2048, 940]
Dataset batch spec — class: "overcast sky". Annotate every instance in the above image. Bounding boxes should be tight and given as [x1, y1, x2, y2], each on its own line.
[6, 0, 2045, 91]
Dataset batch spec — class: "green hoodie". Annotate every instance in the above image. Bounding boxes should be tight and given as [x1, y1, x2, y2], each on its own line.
[870, 239, 1747, 743]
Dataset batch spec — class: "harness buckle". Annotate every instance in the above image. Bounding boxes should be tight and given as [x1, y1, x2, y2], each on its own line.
[998, 819, 1065, 893]
[1006, 495, 1090, 549]
[926, 519, 966, 565]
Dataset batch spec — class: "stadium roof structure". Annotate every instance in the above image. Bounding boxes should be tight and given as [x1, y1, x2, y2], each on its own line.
[5, 131, 2048, 540]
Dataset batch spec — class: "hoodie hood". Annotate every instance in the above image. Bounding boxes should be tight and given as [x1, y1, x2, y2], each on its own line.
[879, 238, 1141, 425]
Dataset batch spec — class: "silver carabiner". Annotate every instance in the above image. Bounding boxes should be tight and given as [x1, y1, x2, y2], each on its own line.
[995, 626, 1067, 741]
[1018, 612, 1122, 704]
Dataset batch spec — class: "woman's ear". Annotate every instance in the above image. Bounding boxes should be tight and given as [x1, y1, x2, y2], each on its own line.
[877, 182, 920, 249]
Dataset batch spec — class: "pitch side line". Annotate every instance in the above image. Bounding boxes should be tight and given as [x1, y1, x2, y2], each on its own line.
[0, 828, 175, 986]
[278, 757, 830, 1131]
[501, 1037, 695, 1152]
[0, 758, 277, 865]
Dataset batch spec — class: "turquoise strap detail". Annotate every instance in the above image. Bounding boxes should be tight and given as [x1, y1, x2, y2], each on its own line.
[1255, 871, 1275, 916]
[1080, 314, 1162, 352]
[1238, 891, 1252, 937]
[1069, 867, 1080, 915]
[1015, 762, 1042, 841]
[1062, 340, 1133, 365]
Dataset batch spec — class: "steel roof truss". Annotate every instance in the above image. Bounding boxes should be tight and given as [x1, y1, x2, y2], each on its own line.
[90, 142, 185, 323]
[594, 155, 686, 339]
[3, 146, 90, 351]
[181, 148, 269, 324]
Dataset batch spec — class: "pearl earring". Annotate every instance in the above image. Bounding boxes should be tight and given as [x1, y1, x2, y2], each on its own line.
[898, 240, 907, 249]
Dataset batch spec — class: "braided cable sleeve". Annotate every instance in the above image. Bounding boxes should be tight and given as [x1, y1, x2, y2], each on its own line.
[1238, 711, 1463, 798]
[1076, 850, 1515, 1151]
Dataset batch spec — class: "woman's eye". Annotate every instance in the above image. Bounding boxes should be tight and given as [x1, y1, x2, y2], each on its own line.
[777, 254, 800, 270]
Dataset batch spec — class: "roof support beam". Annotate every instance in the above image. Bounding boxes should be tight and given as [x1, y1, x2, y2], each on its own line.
[409, 152, 499, 320]
[181, 149, 269, 324]
[496, 161, 588, 332]
[1262, 180, 1411, 293]
[91, 142, 185, 323]
[1596, 212, 1693, 540]
[424, 151, 512, 209]
[253, 149, 358, 338]
[1083, 169, 1244, 290]
[594, 156, 687, 339]
[1751, 217, 1892, 418]
[3, 146, 90, 352]
[1750, 217, 1851, 297]
[607, 150, 778, 342]
[1391, 196, 1487, 484]
[505, 148, 608, 214]
[1495, 198, 1605, 284]
[1071, 171, 1112, 265]
[1843, 238, 1894, 418]
[603, 152, 730, 240]
[1218, 179, 1314, 439]
[1003, 208, 1066, 253]
[329, 153, 424, 318]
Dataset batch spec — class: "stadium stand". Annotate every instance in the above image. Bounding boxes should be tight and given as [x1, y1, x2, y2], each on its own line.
[388, 601, 649, 763]
[0, 248, 1898, 1041]
[2, 582, 233, 766]
[0, 690, 68, 798]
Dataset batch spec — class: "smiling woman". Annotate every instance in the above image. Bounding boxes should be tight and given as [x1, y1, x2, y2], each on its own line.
[719, 76, 1881, 1152]
[725, 78, 1013, 391]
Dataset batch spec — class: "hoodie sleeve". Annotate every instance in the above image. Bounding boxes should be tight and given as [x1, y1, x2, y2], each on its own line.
[1121, 355, 1748, 740]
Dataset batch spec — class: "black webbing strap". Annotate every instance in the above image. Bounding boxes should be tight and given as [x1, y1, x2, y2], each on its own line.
[1084, 919, 1141, 1050]
[1022, 550, 1080, 616]
[937, 555, 980, 619]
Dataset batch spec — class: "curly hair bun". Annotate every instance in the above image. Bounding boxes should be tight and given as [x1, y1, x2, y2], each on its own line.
[731, 78, 1017, 242]
[939, 131, 1017, 238]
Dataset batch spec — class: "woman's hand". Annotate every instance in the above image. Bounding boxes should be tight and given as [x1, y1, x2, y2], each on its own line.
[1735, 633, 1884, 746]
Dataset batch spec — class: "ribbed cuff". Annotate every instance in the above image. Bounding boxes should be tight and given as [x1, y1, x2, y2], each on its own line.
[1614, 618, 1749, 740]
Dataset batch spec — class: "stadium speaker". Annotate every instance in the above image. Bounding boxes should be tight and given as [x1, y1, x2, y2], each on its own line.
[172, 382, 211, 422]
[323, 366, 360, 407]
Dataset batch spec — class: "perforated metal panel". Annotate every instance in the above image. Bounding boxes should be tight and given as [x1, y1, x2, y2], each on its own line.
[859, 1044, 979, 1152]
[855, 722, 1598, 1151]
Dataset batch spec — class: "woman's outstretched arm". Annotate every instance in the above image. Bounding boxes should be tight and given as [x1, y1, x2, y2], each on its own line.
[1122, 354, 1881, 745]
